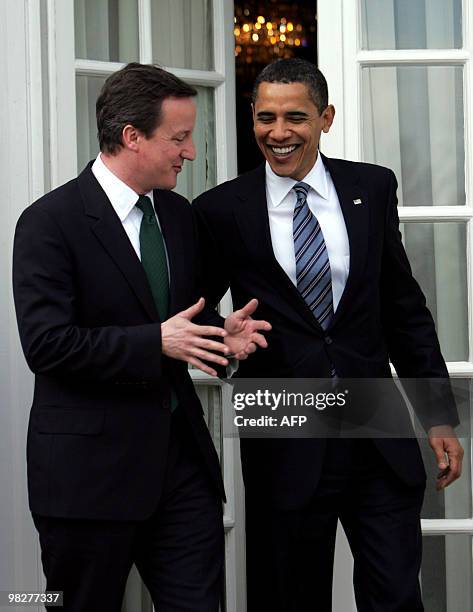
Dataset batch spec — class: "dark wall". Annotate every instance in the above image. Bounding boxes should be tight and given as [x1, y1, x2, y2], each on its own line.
[234, 1, 318, 174]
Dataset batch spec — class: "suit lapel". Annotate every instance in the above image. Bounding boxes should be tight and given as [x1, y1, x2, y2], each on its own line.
[321, 155, 369, 327]
[233, 166, 325, 333]
[78, 164, 159, 321]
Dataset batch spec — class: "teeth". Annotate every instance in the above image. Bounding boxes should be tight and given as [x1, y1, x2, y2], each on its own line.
[271, 145, 297, 155]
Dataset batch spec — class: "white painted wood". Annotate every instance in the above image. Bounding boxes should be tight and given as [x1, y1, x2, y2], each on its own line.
[138, 0, 153, 63]
[211, 0, 237, 184]
[164, 67, 225, 87]
[342, 0, 362, 161]
[357, 48, 470, 65]
[422, 519, 473, 534]
[464, 0, 473, 367]
[47, 0, 77, 187]
[398, 206, 472, 221]
[317, 0, 345, 157]
[0, 2, 45, 610]
[75, 59, 225, 85]
[27, 0, 47, 200]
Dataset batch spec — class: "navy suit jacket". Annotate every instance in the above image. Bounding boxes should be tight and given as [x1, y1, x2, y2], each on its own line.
[193, 156, 458, 509]
[13, 163, 225, 520]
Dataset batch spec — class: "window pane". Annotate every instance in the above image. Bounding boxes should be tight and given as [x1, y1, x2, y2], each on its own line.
[175, 87, 216, 200]
[76, 74, 104, 170]
[151, 0, 213, 70]
[74, 0, 139, 62]
[421, 536, 472, 611]
[361, 0, 462, 49]
[362, 65, 465, 206]
[400, 222, 468, 362]
[76, 80, 216, 201]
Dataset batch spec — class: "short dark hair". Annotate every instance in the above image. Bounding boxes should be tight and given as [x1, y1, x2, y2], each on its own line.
[252, 59, 328, 114]
[96, 62, 197, 154]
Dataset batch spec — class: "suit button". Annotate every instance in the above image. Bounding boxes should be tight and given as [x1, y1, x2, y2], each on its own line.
[325, 336, 333, 345]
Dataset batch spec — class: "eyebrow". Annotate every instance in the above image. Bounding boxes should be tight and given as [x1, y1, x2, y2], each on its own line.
[256, 110, 309, 119]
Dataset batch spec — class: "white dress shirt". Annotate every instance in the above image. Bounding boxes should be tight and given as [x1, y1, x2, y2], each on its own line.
[91, 153, 162, 263]
[265, 153, 350, 311]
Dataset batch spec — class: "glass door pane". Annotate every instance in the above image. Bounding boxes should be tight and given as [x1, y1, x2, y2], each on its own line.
[361, 0, 462, 49]
[362, 65, 465, 207]
[74, 0, 139, 62]
[421, 535, 473, 611]
[151, 0, 214, 69]
[400, 222, 468, 362]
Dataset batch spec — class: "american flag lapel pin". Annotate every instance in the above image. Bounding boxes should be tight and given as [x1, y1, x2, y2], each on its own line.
[353, 198, 362, 205]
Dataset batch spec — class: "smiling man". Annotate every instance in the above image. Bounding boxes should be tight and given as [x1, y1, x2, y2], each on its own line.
[193, 59, 463, 611]
[13, 63, 270, 612]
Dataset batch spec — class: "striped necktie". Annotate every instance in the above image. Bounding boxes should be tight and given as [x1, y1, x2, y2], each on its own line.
[293, 182, 334, 330]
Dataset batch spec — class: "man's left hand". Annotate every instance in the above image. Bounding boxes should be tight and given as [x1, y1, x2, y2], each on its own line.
[428, 425, 464, 490]
[224, 298, 272, 360]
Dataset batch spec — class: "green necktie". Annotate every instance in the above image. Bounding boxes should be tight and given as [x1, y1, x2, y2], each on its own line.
[136, 195, 169, 321]
[136, 195, 178, 411]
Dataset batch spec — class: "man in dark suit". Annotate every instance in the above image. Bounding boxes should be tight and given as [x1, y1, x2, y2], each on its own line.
[13, 63, 270, 612]
[193, 59, 464, 611]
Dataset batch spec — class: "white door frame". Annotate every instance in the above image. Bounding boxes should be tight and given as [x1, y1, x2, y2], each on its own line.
[318, 0, 473, 607]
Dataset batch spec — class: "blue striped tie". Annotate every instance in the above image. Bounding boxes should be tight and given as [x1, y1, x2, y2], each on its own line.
[293, 182, 334, 330]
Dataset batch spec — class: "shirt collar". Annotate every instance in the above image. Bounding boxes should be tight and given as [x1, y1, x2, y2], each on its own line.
[92, 153, 153, 221]
[265, 151, 329, 208]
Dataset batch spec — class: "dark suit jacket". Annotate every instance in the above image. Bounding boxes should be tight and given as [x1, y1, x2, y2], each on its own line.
[13, 163, 224, 521]
[193, 155, 459, 510]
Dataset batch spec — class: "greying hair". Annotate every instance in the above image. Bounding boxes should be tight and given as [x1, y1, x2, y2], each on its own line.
[252, 59, 328, 114]
[96, 62, 197, 154]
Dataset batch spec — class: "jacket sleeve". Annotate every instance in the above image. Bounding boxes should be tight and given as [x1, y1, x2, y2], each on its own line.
[192, 194, 232, 312]
[380, 170, 459, 429]
[13, 204, 163, 383]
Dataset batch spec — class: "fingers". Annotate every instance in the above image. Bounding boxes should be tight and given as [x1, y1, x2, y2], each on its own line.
[187, 357, 218, 377]
[189, 346, 228, 367]
[179, 297, 206, 321]
[194, 337, 231, 354]
[161, 311, 229, 368]
[249, 319, 272, 332]
[431, 436, 464, 490]
[190, 323, 227, 339]
[437, 459, 461, 490]
[238, 298, 259, 318]
[250, 332, 269, 349]
[429, 437, 448, 470]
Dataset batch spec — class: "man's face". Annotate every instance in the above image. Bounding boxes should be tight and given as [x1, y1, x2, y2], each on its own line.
[252, 82, 334, 181]
[137, 96, 196, 191]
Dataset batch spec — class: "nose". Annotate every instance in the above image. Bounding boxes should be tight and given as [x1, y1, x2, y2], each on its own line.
[270, 119, 291, 142]
[182, 139, 196, 161]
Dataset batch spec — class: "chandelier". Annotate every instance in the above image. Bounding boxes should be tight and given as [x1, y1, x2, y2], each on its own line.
[234, 6, 310, 64]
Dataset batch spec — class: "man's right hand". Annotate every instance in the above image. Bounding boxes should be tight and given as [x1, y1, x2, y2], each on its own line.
[161, 297, 229, 376]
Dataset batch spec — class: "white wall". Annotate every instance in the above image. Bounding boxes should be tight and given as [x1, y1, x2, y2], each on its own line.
[0, 0, 43, 606]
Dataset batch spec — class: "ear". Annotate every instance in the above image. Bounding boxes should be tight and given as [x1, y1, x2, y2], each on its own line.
[321, 105, 335, 133]
[121, 124, 141, 151]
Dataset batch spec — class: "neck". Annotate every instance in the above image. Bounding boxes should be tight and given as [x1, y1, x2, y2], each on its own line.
[100, 152, 147, 195]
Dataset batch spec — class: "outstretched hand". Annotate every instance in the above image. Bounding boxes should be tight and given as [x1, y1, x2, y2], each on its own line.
[224, 298, 272, 360]
[161, 297, 229, 376]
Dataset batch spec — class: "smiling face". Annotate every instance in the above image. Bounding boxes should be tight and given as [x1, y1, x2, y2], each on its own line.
[135, 96, 196, 191]
[252, 81, 334, 181]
